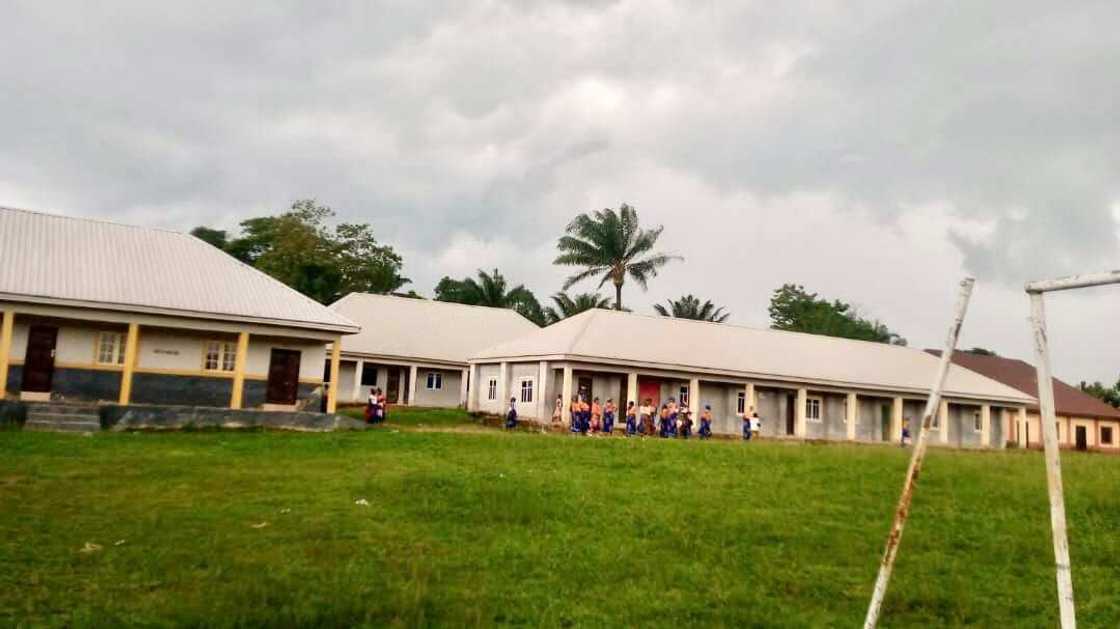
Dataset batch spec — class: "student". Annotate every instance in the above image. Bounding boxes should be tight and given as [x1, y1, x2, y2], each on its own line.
[679, 407, 693, 439]
[639, 399, 653, 436]
[365, 387, 377, 424]
[667, 401, 679, 438]
[569, 396, 581, 434]
[625, 401, 638, 437]
[658, 405, 670, 438]
[742, 411, 752, 441]
[377, 388, 388, 423]
[505, 397, 518, 430]
[699, 405, 713, 439]
[591, 397, 603, 435]
[751, 411, 761, 439]
[578, 396, 591, 434]
[552, 395, 563, 427]
[901, 422, 912, 447]
[603, 399, 616, 435]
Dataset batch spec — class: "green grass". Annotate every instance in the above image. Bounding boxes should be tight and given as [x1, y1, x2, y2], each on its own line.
[1, 409, 1118, 627]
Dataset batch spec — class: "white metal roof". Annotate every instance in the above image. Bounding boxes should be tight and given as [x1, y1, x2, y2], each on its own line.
[330, 293, 540, 366]
[0, 206, 359, 333]
[472, 308, 1035, 404]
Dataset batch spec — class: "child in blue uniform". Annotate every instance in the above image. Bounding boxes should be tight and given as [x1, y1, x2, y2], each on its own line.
[679, 408, 692, 439]
[658, 405, 670, 438]
[742, 411, 752, 441]
[505, 397, 518, 430]
[603, 399, 616, 435]
[569, 396, 581, 434]
[699, 405, 713, 439]
[625, 401, 637, 437]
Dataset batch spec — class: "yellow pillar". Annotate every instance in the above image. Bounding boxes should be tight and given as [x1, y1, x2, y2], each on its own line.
[118, 323, 140, 405]
[229, 332, 250, 409]
[795, 387, 808, 437]
[846, 392, 858, 441]
[1017, 406, 1028, 446]
[326, 337, 341, 413]
[0, 310, 14, 399]
[891, 396, 904, 442]
[939, 399, 950, 444]
[745, 382, 756, 415]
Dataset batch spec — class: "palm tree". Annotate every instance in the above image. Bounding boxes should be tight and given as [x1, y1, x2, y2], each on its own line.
[543, 291, 613, 324]
[653, 294, 730, 322]
[434, 268, 545, 325]
[553, 204, 681, 310]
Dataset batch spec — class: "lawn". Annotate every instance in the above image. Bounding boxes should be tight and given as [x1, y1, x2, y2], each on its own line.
[1, 408, 1118, 627]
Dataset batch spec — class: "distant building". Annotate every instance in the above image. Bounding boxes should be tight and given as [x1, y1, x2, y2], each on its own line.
[0, 207, 359, 412]
[328, 294, 538, 407]
[469, 309, 1033, 448]
[929, 350, 1120, 451]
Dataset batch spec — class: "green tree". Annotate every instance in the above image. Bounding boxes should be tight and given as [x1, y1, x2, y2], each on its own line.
[965, 347, 999, 356]
[553, 204, 680, 310]
[768, 284, 907, 345]
[1080, 378, 1120, 408]
[543, 292, 612, 324]
[192, 199, 409, 304]
[434, 269, 545, 326]
[653, 294, 730, 322]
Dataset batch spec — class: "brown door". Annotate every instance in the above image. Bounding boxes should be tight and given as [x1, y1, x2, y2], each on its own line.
[266, 349, 301, 405]
[786, 393, 797, 435]
[22, 324, 58, 393]
[1075, 425, 1088, 451]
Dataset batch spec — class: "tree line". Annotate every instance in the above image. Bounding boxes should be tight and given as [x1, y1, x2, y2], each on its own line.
[191, 199, 907, 339]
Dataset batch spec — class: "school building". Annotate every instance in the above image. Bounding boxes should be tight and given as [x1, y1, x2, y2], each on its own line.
[327, 293, 538, 407]
[0, 207, 359, 414]
[930, 350, 1120, 452]
[468, 308, 1035, 448]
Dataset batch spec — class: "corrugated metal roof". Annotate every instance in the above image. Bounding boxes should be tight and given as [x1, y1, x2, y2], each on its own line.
[330, 293, 539, 365]
[472, 309, 1035, 403]
[0, 206, 359, 333]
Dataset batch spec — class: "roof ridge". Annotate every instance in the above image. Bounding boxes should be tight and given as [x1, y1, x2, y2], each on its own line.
[339, 292, 534, 320]
[0, 204, 185, 235]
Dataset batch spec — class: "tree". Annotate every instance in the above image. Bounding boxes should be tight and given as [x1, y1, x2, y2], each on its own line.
[1080, 378, 1120, 408]
[965, 347, 999, 356]
[653, 294, 730, 322]
[192, 199, 409, 304]
[434, 268, 546, 326]
[543, 292, 612, 324]
[768, 284, 907, 345]
[553, 204, 680, 310]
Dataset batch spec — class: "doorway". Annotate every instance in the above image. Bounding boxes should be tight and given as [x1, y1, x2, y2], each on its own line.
[387, 369, 401, 402]
[266, 349, 301, 405]
[577, 376, 593, 402]
[785, 392, 796, 435]
[1075, 425, 1088, 451]
[638, 378, 660, 408]
[22, 324, 58, 393]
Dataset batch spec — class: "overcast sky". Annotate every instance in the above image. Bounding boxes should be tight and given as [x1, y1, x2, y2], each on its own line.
[2, 1, 1118, 383]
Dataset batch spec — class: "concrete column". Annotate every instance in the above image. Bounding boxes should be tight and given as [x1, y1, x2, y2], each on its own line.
[795, 387, 808, 437]
[466, 364, 478, 411]
[118, 323, 141, 405]
[689, 377, 701, 413]
[537, 361, 549, 419]
[396, 367, 405, 404]
[229, 331, 250, 409]
[326, 337, 342, 413]
[351, 358, 365, 404]
[626, 372, 639, 409]
[561, 365, 574, 425]
[745, 382, 756, 415]
[459, 367, 470, 408]
[980, 403, 992, 447]
[498, 362, 509, 407]
[0, 310, 13, 399]
[846, 392, 858, 441]
[407, 364, 419, 406]
[1017, 406, 1028, 447]
[939, 399, 950, 444]
[891, 396, 904, 442]
[1001, 408, 1010, 449]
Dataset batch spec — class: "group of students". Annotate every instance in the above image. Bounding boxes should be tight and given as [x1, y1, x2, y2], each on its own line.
[363, 388, 390, 424]
[548, 394, 762, 441]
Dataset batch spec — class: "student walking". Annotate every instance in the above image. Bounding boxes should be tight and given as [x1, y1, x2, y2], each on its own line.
[579, 397, 591, 434]
[658, 405, 670, 438]
[625, 401, 638, 437]
[569, 396, 581, 434]
[639, 399, 654, 436]
[742, 412, 752, 441]
[552, 395, 563, 428]
[699, 405, 713, 439]
[603, 399, 616, 435]
[590, 398, 603, 434]
[751, 411, 761, 440]
[505, 397, 518, 430]
[679, 408, 693, 439]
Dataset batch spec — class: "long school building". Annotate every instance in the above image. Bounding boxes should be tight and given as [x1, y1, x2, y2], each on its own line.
[468, 309, 1035, 448]
[0, 207, 359, 412]
[327, 293, 539, 407]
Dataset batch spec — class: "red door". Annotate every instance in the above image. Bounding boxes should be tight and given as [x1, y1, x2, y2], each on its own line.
[638, 378, 661, 408]
[266, 349, 301, 405]
[22, 324, 58, 393]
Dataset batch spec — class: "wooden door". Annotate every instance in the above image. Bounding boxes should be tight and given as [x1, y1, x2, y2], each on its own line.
[266, 349, 301, 405]
[1075, 425, 1088, 451]
[22, 324, 58, 393]
[786, 393, 796, 435]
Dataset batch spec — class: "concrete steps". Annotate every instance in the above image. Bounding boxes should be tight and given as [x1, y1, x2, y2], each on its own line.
[24, 403, 101, 433]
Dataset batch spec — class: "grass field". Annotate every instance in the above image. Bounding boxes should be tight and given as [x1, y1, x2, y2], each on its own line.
[1, 408, 1118, 627]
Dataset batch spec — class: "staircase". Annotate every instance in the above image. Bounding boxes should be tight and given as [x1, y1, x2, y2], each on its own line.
[24, 403, 102, 433]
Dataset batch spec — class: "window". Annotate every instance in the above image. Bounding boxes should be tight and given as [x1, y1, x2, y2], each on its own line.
[95, 331, 126, 365]
[520, 378, 534, 404]
[426, 372, 443, 390]
[806, 397, 822, 422]
[679, 385, 689, 408]
[1102, 426, 1114, 446]
[204, 340, 236, 372]
[487, 378, 498, 401]
[360, 364, 377, 386]
[737, 391, 746, 414]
